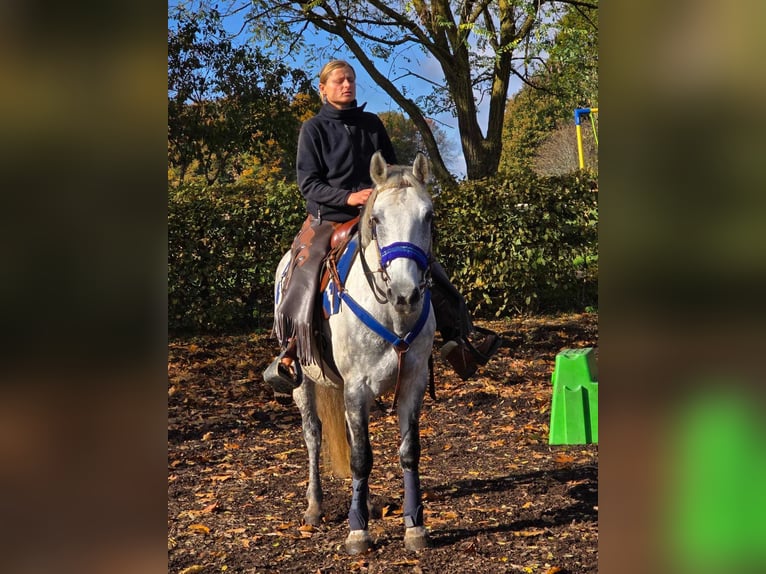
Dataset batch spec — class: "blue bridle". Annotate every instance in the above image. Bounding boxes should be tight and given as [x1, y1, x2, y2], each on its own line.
[340, 238, 431, 352]
[379, 242, 430, 272]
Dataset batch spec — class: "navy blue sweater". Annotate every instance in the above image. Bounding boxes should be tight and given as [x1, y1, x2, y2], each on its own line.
[296, 101, 397, 222]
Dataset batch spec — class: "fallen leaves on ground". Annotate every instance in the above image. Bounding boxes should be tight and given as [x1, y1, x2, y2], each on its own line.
[169, 313, 598, 573]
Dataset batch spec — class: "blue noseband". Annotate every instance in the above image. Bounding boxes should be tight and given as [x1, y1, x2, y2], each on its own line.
[379, 242, 430, 270]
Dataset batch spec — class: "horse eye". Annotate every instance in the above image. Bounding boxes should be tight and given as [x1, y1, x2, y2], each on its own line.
[424, 211, 433, 223]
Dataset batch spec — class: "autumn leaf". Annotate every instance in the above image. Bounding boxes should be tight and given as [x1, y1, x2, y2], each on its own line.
[200, 501, 218, 514]
[298, 526, 315, 538]
[179, 566, 204, 574]
[209, 474, 233, 483]
[274, 448, 300, 460]
[554, 453, 575, 465]
[382, 505, 402, 519]
[188, 523, 210, 535]
[298, 524, 317, 536]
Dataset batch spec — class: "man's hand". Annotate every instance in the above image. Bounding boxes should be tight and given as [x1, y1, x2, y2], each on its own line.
[346, 188, 373, 207]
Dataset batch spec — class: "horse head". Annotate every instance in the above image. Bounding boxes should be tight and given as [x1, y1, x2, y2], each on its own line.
[360, 151, 433, 315]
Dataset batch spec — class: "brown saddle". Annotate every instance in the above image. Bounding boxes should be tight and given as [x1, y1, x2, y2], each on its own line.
[319, 216, 360, 319]
[330, 216, 359, 251]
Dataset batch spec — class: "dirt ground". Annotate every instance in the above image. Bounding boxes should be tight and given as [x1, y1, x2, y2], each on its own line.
[168, 313, 598, 573]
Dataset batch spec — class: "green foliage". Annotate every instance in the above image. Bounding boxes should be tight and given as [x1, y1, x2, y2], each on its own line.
[433, 170, 598, 316]
[168, 6, 316, 185]
[242, 0, 588, 183]
[168, 181, 305, 333]
[169, 173, 597, 332]
[500, 2, 598, 176]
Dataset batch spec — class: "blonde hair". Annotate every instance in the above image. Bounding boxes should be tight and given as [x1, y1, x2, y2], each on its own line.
[318, 60, 355, 84]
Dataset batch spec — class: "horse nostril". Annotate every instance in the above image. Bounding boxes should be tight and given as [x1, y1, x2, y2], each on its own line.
[408, 288, 420, 305]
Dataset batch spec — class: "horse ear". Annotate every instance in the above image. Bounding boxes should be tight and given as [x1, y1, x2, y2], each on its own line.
[412, 153, 430, 184]
[370, 151, 387, 186]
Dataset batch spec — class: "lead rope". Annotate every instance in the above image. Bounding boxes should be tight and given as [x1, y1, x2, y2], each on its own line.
[389, 344, 408, 415]
[377, 350, 435, 415]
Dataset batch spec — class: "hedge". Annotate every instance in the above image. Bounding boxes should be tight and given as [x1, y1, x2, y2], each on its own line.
[168, 181, 304, 333]
[433, 170, 597, 316]
[168, 171, 597, 333]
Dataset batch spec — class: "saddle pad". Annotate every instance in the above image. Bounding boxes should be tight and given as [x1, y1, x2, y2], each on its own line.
[322, 235, 359, 317]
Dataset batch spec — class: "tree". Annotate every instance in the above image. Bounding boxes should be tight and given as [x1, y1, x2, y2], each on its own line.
[499, 2, 598, 175]
[168, 6, 316, 185]
[378, 111, 458, 172]
[223, 0, 597, 185]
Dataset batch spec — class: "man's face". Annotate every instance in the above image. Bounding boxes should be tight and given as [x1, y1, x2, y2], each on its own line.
[321, 67, 356, 109]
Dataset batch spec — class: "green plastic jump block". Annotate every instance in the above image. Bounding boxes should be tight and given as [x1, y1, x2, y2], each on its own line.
[549, 348, 598, 445]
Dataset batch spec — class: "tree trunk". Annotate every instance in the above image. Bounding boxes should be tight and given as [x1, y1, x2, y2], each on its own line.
[308, 13, 456, 187]
[294, 0, 544, 183]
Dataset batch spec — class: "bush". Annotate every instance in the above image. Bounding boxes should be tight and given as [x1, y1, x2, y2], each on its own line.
[434, 170, 597, 316]
[168, 180, 304, 333]
[168, 170, 597, 332]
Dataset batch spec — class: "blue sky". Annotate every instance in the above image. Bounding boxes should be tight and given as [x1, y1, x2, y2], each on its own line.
[170, 2, 524, 178]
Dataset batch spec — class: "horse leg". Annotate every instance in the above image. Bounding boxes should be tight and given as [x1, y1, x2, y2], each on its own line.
[293, 380, 323, 525]
[398, 393, 429, 551]
[343, 391, 374, 555]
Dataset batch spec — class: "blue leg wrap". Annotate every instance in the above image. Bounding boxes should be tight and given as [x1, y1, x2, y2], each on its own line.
[348, 477, 369, 531]
[403, 470, 423, 528]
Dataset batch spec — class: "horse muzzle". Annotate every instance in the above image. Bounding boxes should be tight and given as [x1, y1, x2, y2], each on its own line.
[378, 241, 430, 314]
[387, 284, 423, 313]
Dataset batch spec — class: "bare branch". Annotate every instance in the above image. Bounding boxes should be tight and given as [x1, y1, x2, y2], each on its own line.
[364, 0, 441, 54]
[391, 69, 445, 90]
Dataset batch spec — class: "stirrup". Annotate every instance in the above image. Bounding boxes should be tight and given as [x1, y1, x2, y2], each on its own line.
[466, 327, 502, 365]
[262, 348, 303, 395]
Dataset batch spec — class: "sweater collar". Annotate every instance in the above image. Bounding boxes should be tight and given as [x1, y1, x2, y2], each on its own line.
[319, 101, 368, 120]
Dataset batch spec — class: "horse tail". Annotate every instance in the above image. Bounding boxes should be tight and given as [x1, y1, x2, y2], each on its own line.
[315, 384, 350, 478]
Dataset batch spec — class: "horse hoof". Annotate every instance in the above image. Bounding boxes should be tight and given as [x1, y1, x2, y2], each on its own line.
[345, 530, 373, 555]
[303, 511, 323, 526]
[404, 526, 429, 551]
